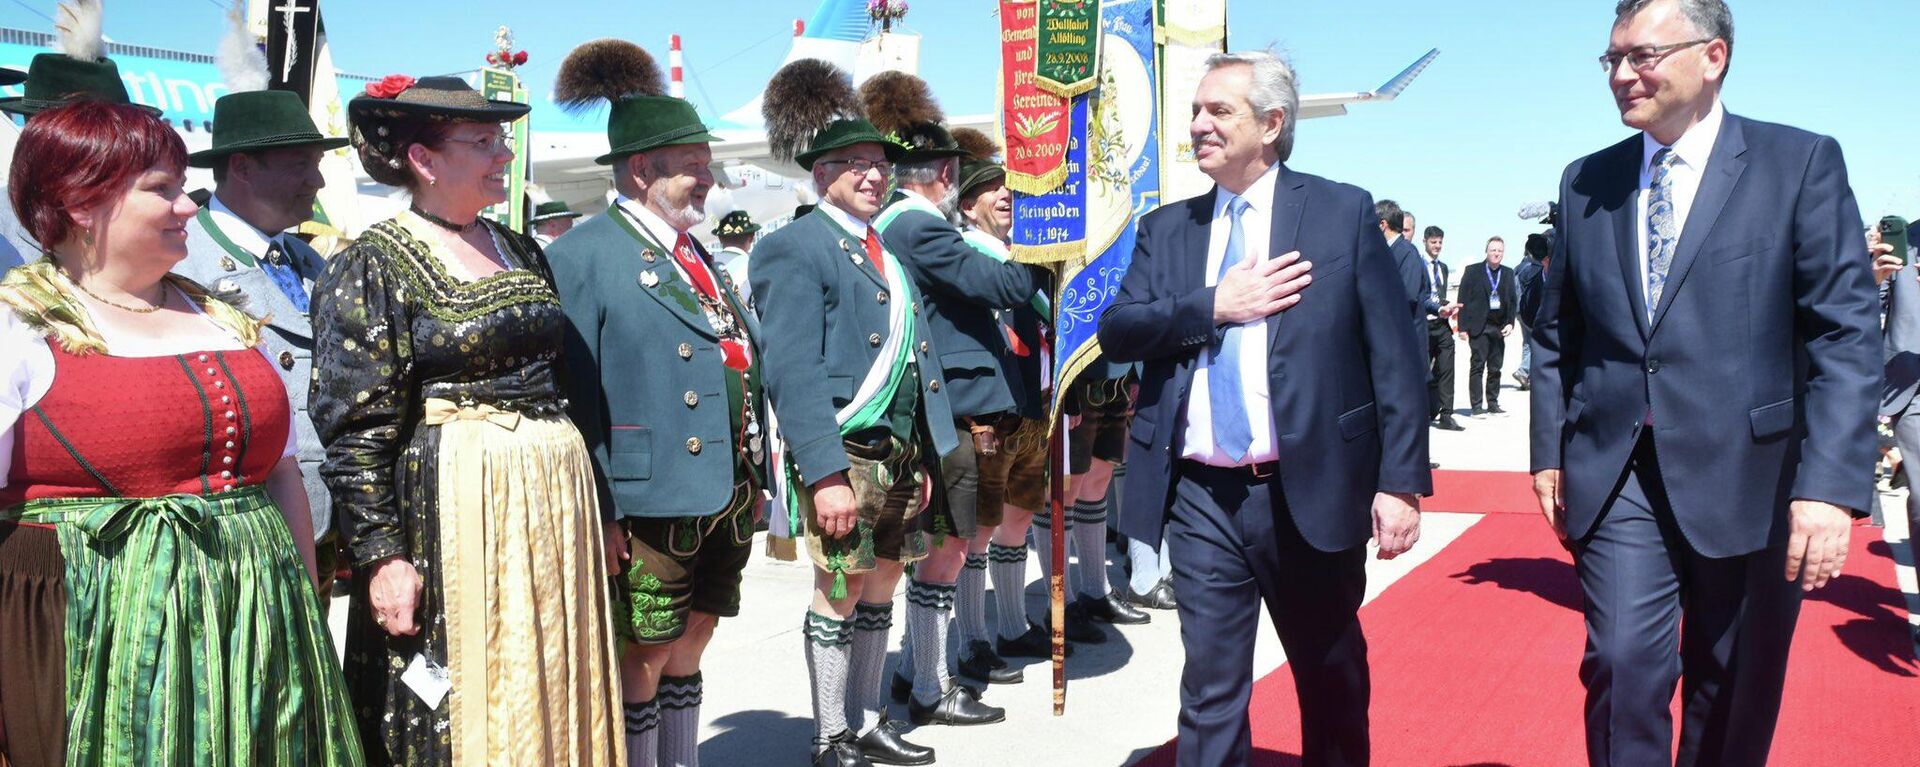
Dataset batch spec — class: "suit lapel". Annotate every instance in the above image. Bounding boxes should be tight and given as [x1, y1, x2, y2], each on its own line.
[1609, 140, 1652, 341]
[613, 207, 721, 340]
[1267, 167, 1307, 349]
[1650, 115, 1748, 335]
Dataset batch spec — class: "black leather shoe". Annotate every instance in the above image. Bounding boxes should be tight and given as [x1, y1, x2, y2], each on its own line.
[997, 624, 1072, 658]
[1128, 581, 1177, 610]
[1488, 403, 1506, 414]
[958, 641, 1023, 684]
[1470, 406, 1487, 416]
[1082, 594, 1150, 625]
[1434, 417, 1464, 431]
[908, 685, 1007, 726]
[816, 731, 876, 767]
[855, 723, 935, 765]
[889, 672, 913, 703]
[1050, 602, 1108, 643]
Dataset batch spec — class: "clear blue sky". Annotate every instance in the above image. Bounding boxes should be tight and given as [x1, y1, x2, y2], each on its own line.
[4, 0, 1912, 269]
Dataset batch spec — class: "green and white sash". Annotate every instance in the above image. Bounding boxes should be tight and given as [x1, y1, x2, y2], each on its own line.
[959, 226, 1051, 316]
[770, 212, 920, 573]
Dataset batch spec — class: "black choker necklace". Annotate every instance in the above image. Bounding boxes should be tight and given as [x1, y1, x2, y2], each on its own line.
[411, 206, 480, 233]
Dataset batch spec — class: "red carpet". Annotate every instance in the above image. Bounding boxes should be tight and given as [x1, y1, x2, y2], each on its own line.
[1134, 513, 1919, 766]
[1425, 469, 1538, 515]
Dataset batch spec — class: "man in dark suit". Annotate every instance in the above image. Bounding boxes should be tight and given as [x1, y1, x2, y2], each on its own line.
[1419, 226, 1463, 429]
[1455, 237, 1519, 415]
[1100, 50, 1430, 767]
[1376, 200, 1434, 365]
[1530, 2, 1879, 765]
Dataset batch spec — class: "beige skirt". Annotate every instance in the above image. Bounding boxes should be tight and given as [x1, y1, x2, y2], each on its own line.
[428, 399, 623, 767]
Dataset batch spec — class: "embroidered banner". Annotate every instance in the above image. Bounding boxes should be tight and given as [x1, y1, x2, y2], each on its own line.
[1035, 0, 1101, 98]
[1155, 0, 1226, 203]
[478, 67, 531, 232]
[1051, 0, 1160, 416]
[1009, 95, 1089, 265]
[1001, 0, 1071, 194]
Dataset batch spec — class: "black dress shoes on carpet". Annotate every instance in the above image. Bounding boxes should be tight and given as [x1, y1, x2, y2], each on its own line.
[856, 722, 935, 765]
[1082, 594, 1151, 625]
[816, 730, 875, 767]
[908, 685, 1006, 727]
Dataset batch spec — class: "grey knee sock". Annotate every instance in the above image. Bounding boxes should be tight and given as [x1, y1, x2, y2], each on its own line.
[847, 601, 895, 736]
[955, 553, 989, 646]
[803, 611, 853, 753]
[1071, 498, 1110, 599]
[905, 581, 956, 705]
[625, 698, 660, 767]
[1030, 507, 1063, 582]
[657, 673, 702, 767]
[989, 543, 1030, 640]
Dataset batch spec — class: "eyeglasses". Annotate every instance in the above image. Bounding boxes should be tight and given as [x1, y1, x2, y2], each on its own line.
[818, 158, 894, 177]
[1598, 39, 1712, 75]
[443, 133, 512, 153]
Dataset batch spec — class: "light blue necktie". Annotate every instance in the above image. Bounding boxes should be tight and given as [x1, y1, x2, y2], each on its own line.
[1645, 148, 1678, 322]
[260, 239, 311, 314]
[1211, 197, 1253, 461]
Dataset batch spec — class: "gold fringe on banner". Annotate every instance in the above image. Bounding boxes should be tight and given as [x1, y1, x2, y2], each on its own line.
[1011, 239, 1086, 265]
[1007, 163, 1071, 197]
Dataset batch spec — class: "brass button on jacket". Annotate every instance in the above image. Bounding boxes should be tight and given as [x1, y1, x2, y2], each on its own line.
[868, 333, 882, 347]
[684, 391, 700, 407]
[686, 437, 703, 454]
[677, 342, 694, 359]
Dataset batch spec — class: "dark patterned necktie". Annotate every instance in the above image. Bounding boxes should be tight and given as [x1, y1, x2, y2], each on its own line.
[259, 239, 310, 314]
[1644, 148, 1678, 320]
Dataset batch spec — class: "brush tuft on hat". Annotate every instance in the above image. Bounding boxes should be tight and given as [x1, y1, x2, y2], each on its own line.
[763, 58, 862, 166]
[555, 38, 665, 114]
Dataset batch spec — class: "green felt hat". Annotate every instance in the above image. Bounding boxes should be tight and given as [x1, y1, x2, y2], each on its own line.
[894, 122, 970, 164]
[0, 53, 160, 117]
[187, 90, 350, 168]
[958, 159, 1006, 199]
[596, 95, 722, 165]
[529, 200, 583, 222]
[711, 210, 760, 237]
[794, 118, 907, 171]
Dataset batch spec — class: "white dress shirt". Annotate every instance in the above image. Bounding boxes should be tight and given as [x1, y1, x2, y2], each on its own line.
[1636, 99, 1724, 316]
[1180, 163, 1280, 466]
[207, 193, 290, 261]
[616, 196, 726, 295]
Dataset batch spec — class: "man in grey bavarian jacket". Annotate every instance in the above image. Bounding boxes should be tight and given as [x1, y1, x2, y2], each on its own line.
[173, 89, 348, 581]
[752, 59, 957, 767]
[547, 39, 760, 767]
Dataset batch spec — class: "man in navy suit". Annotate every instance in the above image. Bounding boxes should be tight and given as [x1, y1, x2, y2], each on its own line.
[1530, 2, 1879, 765]
[1100, 50, 1431, 767]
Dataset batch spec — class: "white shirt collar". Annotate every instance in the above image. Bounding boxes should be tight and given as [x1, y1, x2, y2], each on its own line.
[1641, 99, 1724, 175]
[614, 194, 691, 250]
[1213, 162, 1281, 219]
[816, 200, 872, 236]
[205, 193, 282, 258]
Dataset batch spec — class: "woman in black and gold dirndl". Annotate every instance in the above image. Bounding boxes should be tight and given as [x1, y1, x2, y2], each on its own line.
[310, 75, 621, 766]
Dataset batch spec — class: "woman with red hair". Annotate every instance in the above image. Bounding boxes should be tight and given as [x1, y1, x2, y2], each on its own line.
[0, 100, 362, 766]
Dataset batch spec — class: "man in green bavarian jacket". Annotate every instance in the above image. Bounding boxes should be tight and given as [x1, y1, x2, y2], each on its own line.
[173, 89, 349, 585]
[752, 59, 950, 767]
[547, 39, 761, 767]
[858, 73, 1045, 726]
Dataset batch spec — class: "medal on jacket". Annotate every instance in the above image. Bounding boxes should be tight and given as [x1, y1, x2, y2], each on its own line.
[640, 270, 660, 288]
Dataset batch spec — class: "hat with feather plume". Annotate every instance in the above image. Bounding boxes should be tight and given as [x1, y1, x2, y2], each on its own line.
[859, 71, 967, 164]
[763, 58, 903, 172]
[0, 0, 158, 117]
[556, 38, 720, 165]
[188, 2, 348, 167]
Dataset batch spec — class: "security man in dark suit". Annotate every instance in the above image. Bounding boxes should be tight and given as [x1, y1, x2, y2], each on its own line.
[1419, 226, 1463, 429]
[1455, 236, 1519, 415]
[1100, 50, 1430, 767]
[1531, 2, 1879, 764]
[1376, 200, 1434, 367]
